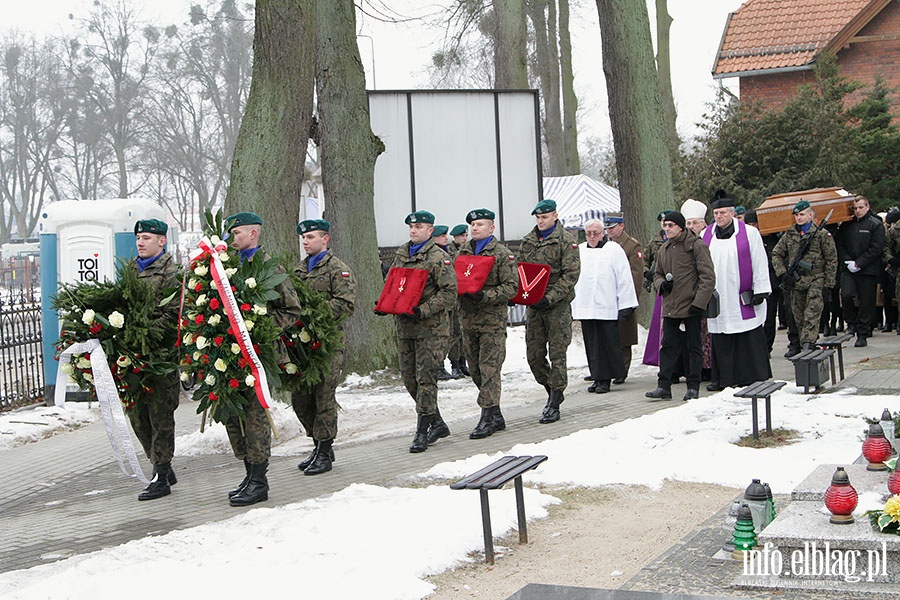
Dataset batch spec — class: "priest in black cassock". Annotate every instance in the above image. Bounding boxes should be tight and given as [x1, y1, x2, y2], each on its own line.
[701, 192, 773, 390]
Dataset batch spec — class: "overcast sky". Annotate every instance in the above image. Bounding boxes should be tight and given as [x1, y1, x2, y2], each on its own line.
[4, 0, 745, 140]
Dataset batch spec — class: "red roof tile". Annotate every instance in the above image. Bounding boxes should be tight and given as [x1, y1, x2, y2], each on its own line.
[713, 0, 884, 76]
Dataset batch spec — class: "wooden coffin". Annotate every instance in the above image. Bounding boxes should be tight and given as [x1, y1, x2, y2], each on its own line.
[755, 187, 856, 235]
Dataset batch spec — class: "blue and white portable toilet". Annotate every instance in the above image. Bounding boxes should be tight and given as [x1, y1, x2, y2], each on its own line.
[39, 198, 168, 400]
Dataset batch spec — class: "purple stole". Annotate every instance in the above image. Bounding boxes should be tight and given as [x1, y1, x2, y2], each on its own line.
[703, 220, 755, 320]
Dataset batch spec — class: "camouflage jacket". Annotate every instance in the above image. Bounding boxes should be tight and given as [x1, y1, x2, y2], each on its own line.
[390, 239, 457, 339]
[253, 248, 303, 330]
[642, 230, 666, 274]
[517, 221, 580, 306]
[457, 237, 519, 330]
[885, 223, 900, 271]
[295, 251, 357, 324]
[772, 223, 838, 289]
[130, 252, 180, 322]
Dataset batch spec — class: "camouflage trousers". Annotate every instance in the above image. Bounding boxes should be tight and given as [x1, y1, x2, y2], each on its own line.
[462, 326, 507, 408]
[398, 336, 441, 415]
[225, 388, 272, 463]
[447, 307, 465, 366]
[291, 349, 343, 442]
[525, 302, 573, 391]
[790, 285, 824, 345]
[127, 373, 179, 465]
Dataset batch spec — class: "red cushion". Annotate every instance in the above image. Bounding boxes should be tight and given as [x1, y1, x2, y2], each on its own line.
[510, 262, 550, 305]
[376, 267, 428, 315]
[454, 255, 496, 295]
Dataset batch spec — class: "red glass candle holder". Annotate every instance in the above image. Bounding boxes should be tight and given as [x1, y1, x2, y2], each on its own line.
[824, 466, 858, 524]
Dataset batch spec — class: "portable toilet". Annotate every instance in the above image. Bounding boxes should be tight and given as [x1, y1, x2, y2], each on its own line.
[39, 198, 168, 401]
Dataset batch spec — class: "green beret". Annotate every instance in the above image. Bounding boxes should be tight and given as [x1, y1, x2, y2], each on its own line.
[792, 200, 811, 214]
[405, 210, 435, 225]
[466, 208, 496, 223]
[450, 224, 468, 236]
[531, 199, 557, 215]
[134, 219, 168, 236]
[432, 225, 449, 236]
[656, 210, 674, 222]
[735, 205, 747, 215]
[225, 212, 263, 231]
[297, 219, 330, 234]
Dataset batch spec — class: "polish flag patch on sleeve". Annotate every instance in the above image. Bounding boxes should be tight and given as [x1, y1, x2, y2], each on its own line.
[341, 271, 350, 277]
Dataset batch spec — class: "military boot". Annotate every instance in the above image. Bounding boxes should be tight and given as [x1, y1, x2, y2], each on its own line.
[459, 359, 471, 377]
[426, 407, 451, 444]
[151, 463, 177, 485]
[469, 407, 496, 439]
[435, 367, 453, 381]
[539, 390, 564, 424]
[491, 406, 506, 432]
[298, 441, 336, 471]
[410, 414, 433, 453]
[138, 463, 172, 501]
[230, 461, 269, 506]
[449, 362, 465, 379]
[228, 459, 251, 499]
[304, 439, 334, 476]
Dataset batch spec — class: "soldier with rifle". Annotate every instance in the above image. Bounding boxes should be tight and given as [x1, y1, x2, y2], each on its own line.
[772, 201, 838, 352]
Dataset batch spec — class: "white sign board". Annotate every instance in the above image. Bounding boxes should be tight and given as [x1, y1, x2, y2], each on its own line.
[368, 90, 542, 246]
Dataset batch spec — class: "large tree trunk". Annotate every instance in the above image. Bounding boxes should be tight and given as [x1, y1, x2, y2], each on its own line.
[315, 0, 395, 372]
[595, 0, 672, 256]
[528, 0, 565, 176]
[655, 0, 679, 160]
[224, 0, 316, 260]
[492, 0, 528, 88]
[558, 0, 580, 175]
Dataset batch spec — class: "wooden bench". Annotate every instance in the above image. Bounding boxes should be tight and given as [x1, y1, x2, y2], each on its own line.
[734, 381, 787, 439]
[788, 348, 836, 393]
[816, 332, 853, 381]
[450, 455, 548, 564]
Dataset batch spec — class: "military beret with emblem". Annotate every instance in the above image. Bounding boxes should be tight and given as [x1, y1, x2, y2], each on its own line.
[225, 211, 263, 231]
[656, 210, 674, 222]
[297, 219, 331, 234]
[405, 210, 435, 225]
[792, 200, 811, 214]
[735, 205, 747, 215]
[432, 225, 449, 236]
[531, 199, 557, 215]
[466, 208, 496, 223]
[450, 224, 468, 236]
[134, 218, 168, 236]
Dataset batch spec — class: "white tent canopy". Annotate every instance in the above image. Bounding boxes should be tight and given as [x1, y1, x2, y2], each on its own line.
[543, 174, 621, 230]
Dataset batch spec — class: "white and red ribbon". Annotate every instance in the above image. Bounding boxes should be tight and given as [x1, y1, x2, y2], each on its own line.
[191, 237, 273, 410]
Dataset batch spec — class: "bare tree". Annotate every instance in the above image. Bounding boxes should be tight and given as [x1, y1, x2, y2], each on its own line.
[492, 0, 528, 88]
[527, 0, 565, 175]
[558, 0, 580, 174]
[655, 0, 679, 158]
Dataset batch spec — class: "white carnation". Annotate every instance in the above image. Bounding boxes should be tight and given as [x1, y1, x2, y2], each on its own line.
[245, 277, 257, 289]
[76, 357, 91, 369]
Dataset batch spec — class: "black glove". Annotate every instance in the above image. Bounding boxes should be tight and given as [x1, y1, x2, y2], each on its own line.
[890, 257, 900, 269]
[400, 306, 422, 320]
[373, 300, 387, 316]
[643, 270, 654, 283]
[507, 299, 517, 307]
[532, 298, 550, 311]
[464, 290, 485, 302]
[752, 293, 768, 306]
[617, 307, 635, 322]
[688, 305, 704, 317]
[659, 280, 673, 295]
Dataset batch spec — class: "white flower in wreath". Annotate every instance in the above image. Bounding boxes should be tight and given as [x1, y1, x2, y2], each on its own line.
[183, 333, 194, 346]
[299, 328, 311, 343]
[214, 358, 228, 372]
[194, 264, 209, 277]
[188, 278, 199, 290]
[180, 372, 190, 382]
[284, 363, 298, 375]
[116, 355, 131, 368]
[245, 277, 257, 289]
[219, 251, 230, 262]
[244, 320, 255, 331]
[195, 336, 209, 350]
[81, 309, 96, 325]
[245, 374, 256, 386]
[225, 268, 237, 277]
[108, 311, 125, 328]
[210, 235, 222, 246]
[210, 280, 218, 290]
[208, 314, 222, 326]
[204, 374, 216, 386]
[60, 362, 74, 375]
[75, 357, 91, 369]
[196, 294, 208, 306]
[192, 351, 201, 361]
[252, 304, 267, 315]
[83, 373, 94, 383]
[231, 343, 241, 355]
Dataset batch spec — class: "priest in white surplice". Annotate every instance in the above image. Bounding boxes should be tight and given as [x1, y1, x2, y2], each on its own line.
[572, 219, 639, 394]
[702, 193, 773, 390]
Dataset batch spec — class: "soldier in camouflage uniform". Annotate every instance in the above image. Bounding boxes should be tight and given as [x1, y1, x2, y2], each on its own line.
[292, 219, 357, 476]
[224, 212, 303, 507]
[431, 225, 458, 381]
[456, 208, 519, 439]
[518, 199, 581, 424]
[772, 201, 838, 351]
[128, 219, 180, 501]
[885, 209, 900, 335]
[377, 210, 457, 453]
[641, 212, 671, 293]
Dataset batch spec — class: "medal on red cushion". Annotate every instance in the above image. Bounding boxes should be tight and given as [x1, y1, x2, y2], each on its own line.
[510, 262, 550, 305]
[375, 267, 428, 315]
[454, 255, 495, 295]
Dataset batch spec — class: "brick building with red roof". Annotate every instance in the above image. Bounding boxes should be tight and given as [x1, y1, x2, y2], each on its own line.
[713, 0, 900, 117]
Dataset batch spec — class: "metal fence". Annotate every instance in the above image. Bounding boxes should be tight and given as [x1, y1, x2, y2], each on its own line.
[0, 288, 44, 411]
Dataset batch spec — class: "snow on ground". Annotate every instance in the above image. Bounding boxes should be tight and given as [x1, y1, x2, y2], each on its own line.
[0, 403, 98, 451]
[1, 325, 897, 599]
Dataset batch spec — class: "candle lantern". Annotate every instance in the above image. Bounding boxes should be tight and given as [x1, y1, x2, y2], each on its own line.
[722, 500, 742, 552]
[731, 504, 758, 560]
[763, 481, 776, 524]
[888, 469, 900, 496]
[862, 423, 892, 471]
[824, 466, 858, 524]
[881, 408, 896, 455]
[743, 478, 769, 533]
